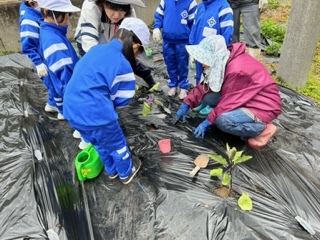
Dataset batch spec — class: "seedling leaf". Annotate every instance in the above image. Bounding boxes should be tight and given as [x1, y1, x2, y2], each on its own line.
[227, 147, 237, 160]
[226, 143, 230, 153]
[233, 154, 253, 164]
[208, 154, 227, 165]
[233, 150, 243, 161]
[209, 168, 223, 177]
[221, 172, 231, 186]
[238, 192, 253, 211]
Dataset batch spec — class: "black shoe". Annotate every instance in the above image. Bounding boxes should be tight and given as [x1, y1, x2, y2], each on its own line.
[108, 173, 118, 179]
[120, 156, 142, 184]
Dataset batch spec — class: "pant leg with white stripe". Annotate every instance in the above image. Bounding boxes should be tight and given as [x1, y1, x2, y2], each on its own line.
[87, 120, 132, 178]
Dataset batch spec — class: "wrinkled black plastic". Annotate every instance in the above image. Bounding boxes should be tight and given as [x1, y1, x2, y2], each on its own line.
[0, 53, 319, 240]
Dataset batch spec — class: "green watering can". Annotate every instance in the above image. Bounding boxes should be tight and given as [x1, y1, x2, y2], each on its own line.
[74, 143, 104, 181]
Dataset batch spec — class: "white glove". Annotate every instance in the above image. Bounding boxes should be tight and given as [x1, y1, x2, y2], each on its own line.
[189, 55, 195, 69]
[36, 63, 48, 77]
[259, 0, 268, 12]
[152, 28, 161, 42]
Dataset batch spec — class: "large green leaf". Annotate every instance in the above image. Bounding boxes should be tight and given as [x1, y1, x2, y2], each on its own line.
[221, 172, 231, 186]
[233, 154, 253, 165]
[209, 168, 223, 177]
[238, 192, 253, 211]
[208, 154, 227, 165]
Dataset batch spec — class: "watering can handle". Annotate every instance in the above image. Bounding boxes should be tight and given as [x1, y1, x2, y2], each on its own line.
[76, 161, 85, 181]
[75, 151, 91, 181]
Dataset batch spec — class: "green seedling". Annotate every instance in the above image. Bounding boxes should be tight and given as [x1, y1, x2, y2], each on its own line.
[208, 143, 253, 210]
[141, 94, 171, 116]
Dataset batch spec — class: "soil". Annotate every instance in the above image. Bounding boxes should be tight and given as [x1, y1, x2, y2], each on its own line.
[213, 186, 232, 198]
[261, 5, 291, 24]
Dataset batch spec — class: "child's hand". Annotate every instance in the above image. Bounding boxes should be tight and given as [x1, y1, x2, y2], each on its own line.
[152, 28, 161, 42]
[36, 63, 48, 77]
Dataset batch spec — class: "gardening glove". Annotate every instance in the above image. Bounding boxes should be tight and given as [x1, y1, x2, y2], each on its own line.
[171, 103, 189, 124]
[36, 63, 48, 77]
[193, 118, 211, 139]
[189, 55, 195, 69]
[152, 28, 161, 42]
[259, 0, 268, 12]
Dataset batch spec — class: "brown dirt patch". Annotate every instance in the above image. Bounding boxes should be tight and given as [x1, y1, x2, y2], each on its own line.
[213, 186, 231, 198]
[261, 5, 291, 24]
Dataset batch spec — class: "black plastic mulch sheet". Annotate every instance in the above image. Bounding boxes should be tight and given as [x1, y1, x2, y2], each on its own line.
[0, 53, 320, 240]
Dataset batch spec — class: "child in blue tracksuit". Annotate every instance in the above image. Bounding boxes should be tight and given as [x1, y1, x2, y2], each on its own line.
[153, 0, 197, 100]
[19, 0, 57, 112]
[37, 0, 80, 120]
[189, 0, 233, 85]
[64, 17, 150, 184]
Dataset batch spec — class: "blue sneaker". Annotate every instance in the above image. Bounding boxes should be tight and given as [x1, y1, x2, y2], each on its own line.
[199, 105, 212, 116]
[192, 102, 206, 112]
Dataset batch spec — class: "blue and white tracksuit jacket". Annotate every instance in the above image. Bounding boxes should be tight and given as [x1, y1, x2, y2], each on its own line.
[19, 2, 29, 23]
[19, 3, 42, 66]
[189, 0, 233, 84]
[39, 22, 79, 114]
[63, 39, 135, 178]
[153, 0, 197, 89]
[19, 4, 55, 106]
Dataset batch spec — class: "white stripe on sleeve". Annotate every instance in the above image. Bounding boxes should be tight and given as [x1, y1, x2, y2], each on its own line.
[220, 20, 234, 28]
[20, 31, 39, 38]
[21, 19, 40, 28]
[111, 72, 135, 88]
[49, 57, 73, 73]
[110, 90, 135, 101]
[218, 8, 233, 17]
[44, 43, 68, 59]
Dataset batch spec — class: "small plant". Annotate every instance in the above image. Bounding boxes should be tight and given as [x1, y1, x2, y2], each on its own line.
[261, 19, 285, 56]
[208, 143, 253, 210]
[261, 19, 286, 43]
[268, 0, 280, 10]
[265, 42, 282, 56]
[141, 93, 171, 116]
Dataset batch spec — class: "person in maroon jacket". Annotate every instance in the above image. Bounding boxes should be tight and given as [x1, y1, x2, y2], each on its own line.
[172, 35, 282, 148]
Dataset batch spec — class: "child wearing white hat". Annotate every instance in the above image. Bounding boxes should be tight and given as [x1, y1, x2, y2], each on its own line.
[37, 0, 87, 147]
[64, 17, 150, 184]
[37, 0, 80, 120]
[74, 0, 163, 93]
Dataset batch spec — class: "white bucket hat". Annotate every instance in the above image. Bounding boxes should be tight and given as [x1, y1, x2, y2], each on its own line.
[106, 0, 145, 8]
[37, 0, 80, 12]
[186, 35, 230, 92]
[119, 17, 150, 47]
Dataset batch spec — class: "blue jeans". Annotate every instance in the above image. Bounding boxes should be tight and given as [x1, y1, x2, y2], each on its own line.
[198, 92, 265, 137]
[215, 108, 266, 138]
